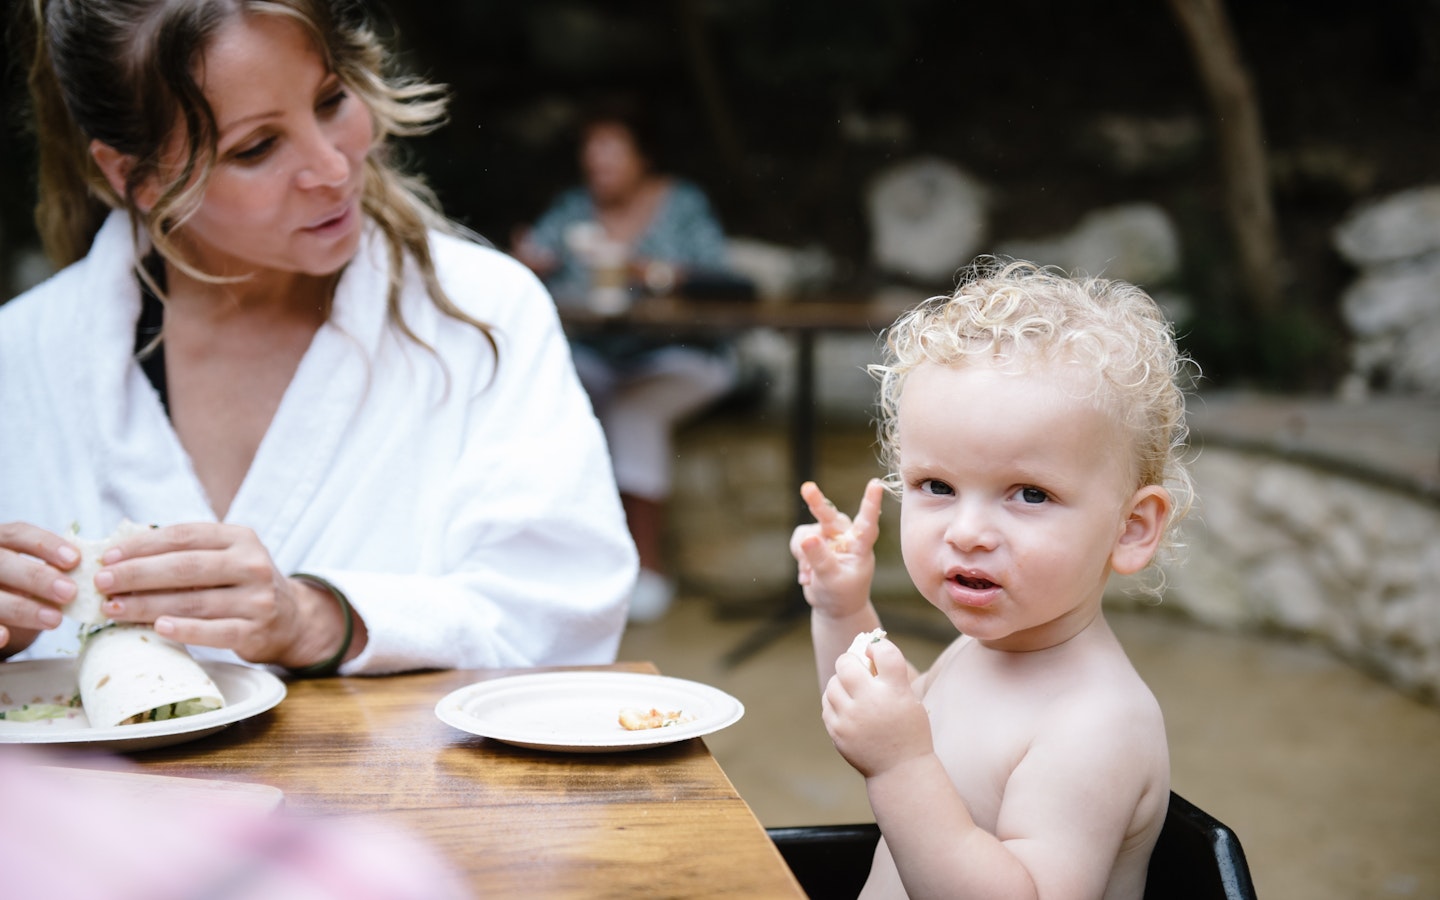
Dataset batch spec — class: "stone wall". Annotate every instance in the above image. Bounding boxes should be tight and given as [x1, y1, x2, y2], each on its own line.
[1109, 442, 1440, 703]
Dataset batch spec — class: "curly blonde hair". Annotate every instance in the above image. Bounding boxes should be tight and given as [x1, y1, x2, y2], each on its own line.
[873, 257, 1197, 554]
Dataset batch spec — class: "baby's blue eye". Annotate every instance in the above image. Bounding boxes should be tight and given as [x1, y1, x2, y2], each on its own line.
[1020, 487, 1048, 504]
[922, 479, 953, 496]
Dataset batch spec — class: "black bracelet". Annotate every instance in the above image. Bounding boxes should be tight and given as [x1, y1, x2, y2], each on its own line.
[287, 573, 354, 678]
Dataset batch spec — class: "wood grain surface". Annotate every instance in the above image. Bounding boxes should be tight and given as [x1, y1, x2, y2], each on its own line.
[104, 663, 803, 898]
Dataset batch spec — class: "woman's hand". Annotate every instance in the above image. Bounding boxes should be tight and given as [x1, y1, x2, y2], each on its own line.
[0, 522, 80, 656]
[789, 479, 884, 619]
[92, 523, 350, 669]
[511, 225, 558, 276]
[822, 637, 933, 778]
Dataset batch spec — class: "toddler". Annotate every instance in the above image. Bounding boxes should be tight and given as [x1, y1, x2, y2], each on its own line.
[792, 259, 1194, 899]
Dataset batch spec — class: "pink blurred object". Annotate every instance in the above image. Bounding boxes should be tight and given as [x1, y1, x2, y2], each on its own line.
[0, 751, 470, 900]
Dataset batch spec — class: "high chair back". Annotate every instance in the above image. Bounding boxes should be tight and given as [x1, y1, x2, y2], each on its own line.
[766, 792, 1257, 900]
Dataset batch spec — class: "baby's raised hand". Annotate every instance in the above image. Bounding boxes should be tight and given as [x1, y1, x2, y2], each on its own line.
[789, 479, 884, 617]
[821, 637, 932, 778]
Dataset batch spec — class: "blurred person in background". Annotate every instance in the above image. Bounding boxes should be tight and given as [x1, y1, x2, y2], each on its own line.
[515, 95, 749, 623]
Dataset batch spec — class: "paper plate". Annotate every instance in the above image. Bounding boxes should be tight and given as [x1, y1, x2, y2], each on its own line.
[0, 659, 286, 752]
[436, 670, 744, 752]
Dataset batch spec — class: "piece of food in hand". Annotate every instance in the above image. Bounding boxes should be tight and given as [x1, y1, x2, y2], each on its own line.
[65, 519, 152, 628]
[846, 628, 887, 675]
[78, 624, 225, 728]
[618, 707, 696, 731]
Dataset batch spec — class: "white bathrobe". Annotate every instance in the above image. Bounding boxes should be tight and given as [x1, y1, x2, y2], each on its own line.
[0, 213, 637, 673]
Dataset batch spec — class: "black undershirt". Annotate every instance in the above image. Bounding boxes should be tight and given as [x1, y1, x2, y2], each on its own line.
[133, 255, 169, 418]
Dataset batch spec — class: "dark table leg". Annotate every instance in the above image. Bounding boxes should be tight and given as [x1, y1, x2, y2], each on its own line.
[721, 329, 818, 668]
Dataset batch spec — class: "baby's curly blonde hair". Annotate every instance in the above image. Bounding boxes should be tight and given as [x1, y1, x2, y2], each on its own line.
[873, 257, 1197, 555]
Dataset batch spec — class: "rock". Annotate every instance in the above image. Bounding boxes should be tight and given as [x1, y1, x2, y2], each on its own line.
[726, 237, 836, 302]
[865, 157, 988, 285]
[1085, 113, 1204, 175]
[1340, 254, 1440, 336]
[996, 203, 1181, 286]
[1340, 254, 1440, 395]
[1333, 184, 1440, 266]
[1252, 554, 1332, 632]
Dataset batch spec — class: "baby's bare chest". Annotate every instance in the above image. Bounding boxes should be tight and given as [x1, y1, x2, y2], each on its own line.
[920, 664, 1068, 829]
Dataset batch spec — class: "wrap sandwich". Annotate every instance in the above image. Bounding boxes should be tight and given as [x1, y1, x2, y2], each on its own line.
[846, 628, 886, 676]
[64, 521, 226, 727]
[77, 624, 225, 727]
[66, 519, 151, 628]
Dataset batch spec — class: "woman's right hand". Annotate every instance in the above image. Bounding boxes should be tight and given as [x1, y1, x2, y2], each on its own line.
[0, 522, 81, 657]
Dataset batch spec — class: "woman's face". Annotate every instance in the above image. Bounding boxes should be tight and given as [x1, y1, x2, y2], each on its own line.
[164, 14, 373, 280]
[580, 121, 649, 204]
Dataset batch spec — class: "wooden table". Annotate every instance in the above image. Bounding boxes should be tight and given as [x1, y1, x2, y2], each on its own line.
[122, 663, 805, 899]
[562, 295, 911, 666]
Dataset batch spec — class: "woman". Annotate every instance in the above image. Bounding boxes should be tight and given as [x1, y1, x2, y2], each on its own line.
[0, 0, 636, 673]
[515, 98, 743, 622]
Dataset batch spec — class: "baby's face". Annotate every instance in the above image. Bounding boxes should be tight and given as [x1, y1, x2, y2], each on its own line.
[895, 358, 1146, 651]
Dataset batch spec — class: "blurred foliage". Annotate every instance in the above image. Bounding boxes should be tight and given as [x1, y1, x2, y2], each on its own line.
[3, 0, 1436, 391]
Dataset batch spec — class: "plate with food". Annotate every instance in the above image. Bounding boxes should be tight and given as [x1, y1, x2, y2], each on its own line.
[0, 520, 285, 752]
[435, 670, 744, 752]
[0, 656, 286, 753]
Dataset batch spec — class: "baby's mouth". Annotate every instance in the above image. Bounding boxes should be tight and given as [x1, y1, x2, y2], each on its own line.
[954, 573, 998, 590]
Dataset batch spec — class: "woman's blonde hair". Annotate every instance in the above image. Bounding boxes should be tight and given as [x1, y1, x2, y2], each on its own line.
[873, 257, 1197, 554]
[23, 0, 492, 351]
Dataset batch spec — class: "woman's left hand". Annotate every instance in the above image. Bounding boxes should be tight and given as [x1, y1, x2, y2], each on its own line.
[91, 523, 341, 668]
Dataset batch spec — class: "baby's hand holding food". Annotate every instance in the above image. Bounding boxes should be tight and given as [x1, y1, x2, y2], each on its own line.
[823, 636, 932, 778]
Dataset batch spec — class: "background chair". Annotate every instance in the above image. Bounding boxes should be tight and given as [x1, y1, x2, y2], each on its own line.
[766, 791, 1257, 900]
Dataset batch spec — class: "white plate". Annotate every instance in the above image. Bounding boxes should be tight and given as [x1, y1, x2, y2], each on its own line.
[0, 659, 286, 752]
[435, 671, 744, 752]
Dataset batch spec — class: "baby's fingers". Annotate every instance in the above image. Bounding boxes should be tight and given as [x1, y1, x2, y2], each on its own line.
[797, 533, 845, 580]
[868, 638, 907, 681]
[850, 479, 886, 543]
[789, 522, 823, 560]
[799, 482, 850, 536]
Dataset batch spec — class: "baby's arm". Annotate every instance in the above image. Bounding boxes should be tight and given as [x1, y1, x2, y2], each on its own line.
[825, 642, 1038, 898]
[790, 479, 885, 692]
[838, 653, 1163, 899]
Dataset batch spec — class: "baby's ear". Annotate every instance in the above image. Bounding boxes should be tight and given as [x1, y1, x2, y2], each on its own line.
[1111, 485, 1171, 575]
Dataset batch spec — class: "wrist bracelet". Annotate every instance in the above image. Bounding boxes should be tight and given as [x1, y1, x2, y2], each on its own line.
[287, 573, 353, 678]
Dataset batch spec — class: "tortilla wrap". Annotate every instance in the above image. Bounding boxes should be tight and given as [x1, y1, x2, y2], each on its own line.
[846, 628, 886, 676]
[78, 624, 225, 728]
[65, 520, 151, 628]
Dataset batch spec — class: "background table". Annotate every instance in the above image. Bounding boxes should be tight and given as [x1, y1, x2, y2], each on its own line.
[562, 295, 910, 665]
[121, 663, 805, 898]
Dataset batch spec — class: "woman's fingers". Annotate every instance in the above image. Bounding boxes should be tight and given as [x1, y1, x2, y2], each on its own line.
[152, 612, 249, 650]
[0, 522, 81, 602]
[0, 522, 80, 570]
[0, 524, 80, 627]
